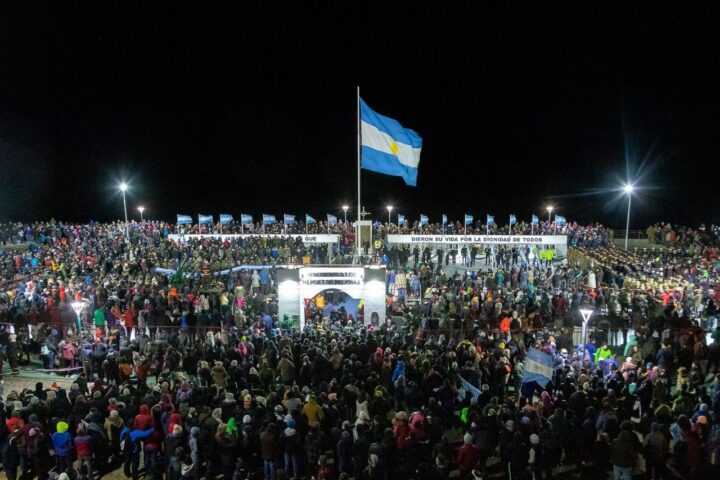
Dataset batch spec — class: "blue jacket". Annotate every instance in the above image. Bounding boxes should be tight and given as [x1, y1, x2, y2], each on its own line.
[52, 431, 74, 457]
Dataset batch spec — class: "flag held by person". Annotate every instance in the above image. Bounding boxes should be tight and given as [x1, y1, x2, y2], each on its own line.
[398, 214, 405, 225]
[327, 214, 337, 226]
[486, 215, 494, 226]
[360, 98, 423, 186]
[306, 214, 316, 225]
[219, 214, 233, 224]
[442, 214, 447, 224]
[509, 214, 517, 225]
[522, 348, 554, 387]
[241, 214, 253, 225]
[532, 214, 539, 225]
[555, 215, 567, 226]
[457, 375, 482, 402]
[283, 214, 295, 225]
[420, 214, 429, 226]
[262, 214, 277, 225]
[464, 214, 473, 225]
[176, 214, 192, 225]
[198, 215, 213, 224]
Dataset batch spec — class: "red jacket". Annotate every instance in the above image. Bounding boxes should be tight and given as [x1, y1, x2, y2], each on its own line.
[456, 443, 480, 473]
[74, 434, 93, 459]
[134, 405, 154, 431]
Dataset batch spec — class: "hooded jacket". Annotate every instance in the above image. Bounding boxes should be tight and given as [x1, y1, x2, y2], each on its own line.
[52, 422, 74, 456]
[134, 404, 154, 431]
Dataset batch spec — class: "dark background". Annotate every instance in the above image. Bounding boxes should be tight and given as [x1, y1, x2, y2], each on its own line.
[1, 3, 719, 228]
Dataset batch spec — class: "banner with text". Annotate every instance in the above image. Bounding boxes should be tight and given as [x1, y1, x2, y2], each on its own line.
[168, 234, 340, 244]
[386, 234, 568, 245]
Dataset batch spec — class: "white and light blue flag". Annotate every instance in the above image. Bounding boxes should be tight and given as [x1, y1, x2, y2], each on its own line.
[486, 214, 494, 226]
[176, 214, 192, 225]
[509, 214, 517, 226]
[442, 214, 448, 224]
[532, 214, 539, 225]
[283, 214, 295, 225]
[555, 215, 567, 226]
[327, 214, 337, 226]
[306, 214, 316, 225]
[420, 214, 429, 226]
[522, 348, 554, 387]
[219, 214, 233, 224]
[360, 98, 423, 186]
[262, 214, 277, 225]
[241, 214, 253, 225]
[398, 214, 405, 225]
[198, 214, 213, 224]
[464, 214, 473, 225]
[457, 375, 482, 402]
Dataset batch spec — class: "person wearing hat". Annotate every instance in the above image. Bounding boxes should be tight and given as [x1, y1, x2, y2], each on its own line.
[52, 421, 74, 474]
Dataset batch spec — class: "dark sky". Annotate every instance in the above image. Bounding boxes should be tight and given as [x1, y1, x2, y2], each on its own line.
[1, 3, 719, 228]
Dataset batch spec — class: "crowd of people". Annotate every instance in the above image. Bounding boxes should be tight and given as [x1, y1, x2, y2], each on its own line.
[0, 219, 719, 479]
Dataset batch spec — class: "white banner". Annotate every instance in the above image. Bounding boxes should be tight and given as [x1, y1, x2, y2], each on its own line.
[168, 234, 340, 244]
[386, 234, 567, 245]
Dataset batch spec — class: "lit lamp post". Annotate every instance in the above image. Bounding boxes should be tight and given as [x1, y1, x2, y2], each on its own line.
[342, 205, 349, 224]
[546, 205, 553, 225]
[623, 184, 633, 250]
[386, 205, 393, 224]
[579, 307, 593, 363]
[119, 183, 129, 242]
[138, 206, 145, 222]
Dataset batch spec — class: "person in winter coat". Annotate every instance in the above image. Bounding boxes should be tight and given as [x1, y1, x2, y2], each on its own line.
[74, 427, 94, 480]
[456, 433, 479, 477]
[610, 421, 641, 480]
[104, 410, 125, 456]
[52, 421, 74, 473]
[302, 395, 324, 427]
[134, 404, 154, 430]
[260, 423, 280, 480]
[337, 430, 354, 475]
[212, 361, 228, 388]
[281, 418, 301, 480]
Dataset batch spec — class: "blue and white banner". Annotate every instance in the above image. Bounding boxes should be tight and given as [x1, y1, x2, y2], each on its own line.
[457, 375, 482, 402]
[486, 214, 494, 226]
[219, 214, 233, 224]
[398, 214, 405, 225]
[176, 214, 193, 225]
[241, 214, 253, 225]
[555, 215, 567, 226]
[283, 214, 295, 225]
[509, 214, 517, 225]
[464, 214, 473, 225]
[327, 214, 337, 226]
[198, 214, 213, 225]
[360, 98, 423, 187]
[442, 214, 448, 224]
[522, 348, 554, 387]
[262, 214, 277, 225]
[306, 214, 316, 225]
[420, 214, 429, 226]
[532, 214, 539, 225]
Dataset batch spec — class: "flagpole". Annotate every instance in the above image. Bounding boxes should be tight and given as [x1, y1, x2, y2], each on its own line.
[356, 85, 362, 259]
[509, 216, 511, 235]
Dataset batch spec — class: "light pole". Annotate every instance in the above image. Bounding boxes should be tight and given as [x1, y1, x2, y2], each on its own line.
[579, 308, 593, 364]
[386, 205, 393, 225]
[342, 205, 349, 224]
[119, 183, 129, 242]
[623, 184, 633, 250]
[72, 301, 87, 375]
[138, 206, 145, 222]
[546, 206, 553, 224]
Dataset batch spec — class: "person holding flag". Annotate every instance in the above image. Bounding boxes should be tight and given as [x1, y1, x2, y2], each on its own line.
[305, 214, 316, 233]
[486, 214, 494, 234]
[509, 214, 517, 234]
[464, 214, 473, 235]
[531, 214, 539, 234]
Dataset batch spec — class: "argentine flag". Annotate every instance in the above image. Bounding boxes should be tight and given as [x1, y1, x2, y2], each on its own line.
[487, 214, 494, 226]
[398, 214, 405, 225]
[420, 214, 428, 226]
[241, 214, 253, 225]
[522, 348, 554, 387]
[442, 214, 447, 224]
[263, 214, 276, 225]
[176, 214, 192, 225]
[555, 215, 567, 226]
[220, 214, 233, 224]
[360, 98, 422, 186]
[306, 214, 316, 225]
[509, 214, 517, 226]
[532, 214, 539, 225]
[198, 214, 213, 224]
[464, 214, 473, 225]
[327, 214, 337, 226]
[284, 214, 295, 225]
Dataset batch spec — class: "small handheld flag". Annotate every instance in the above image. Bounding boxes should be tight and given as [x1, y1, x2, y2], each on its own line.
[241, 214, 253, 225]
[198, 214, 213, 224]
[306, 214, 316, 225]
[219, 214, 233, 224]
[442, 214, 447, 224]
[486, 214, 494, 226]
[327, 214, 337, 226]
[464, 214, 473, 225]
[262, 214, 277, 225]
[283, 214, 296, 225]
[420, 214, 428, 226]
[509, 214, 517, 225]
[398, 214, 405, 225]
[532, 214, 539, 225]
[176, 214, 192, 225]
[555, 215, 567, 226]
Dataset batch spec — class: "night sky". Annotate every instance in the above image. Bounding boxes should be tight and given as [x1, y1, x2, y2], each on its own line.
[1, 3, 719, 228]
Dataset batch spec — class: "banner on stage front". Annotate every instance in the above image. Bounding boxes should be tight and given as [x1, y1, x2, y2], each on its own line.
[386, 234, 568, 245]
[168, 234, 340, 244]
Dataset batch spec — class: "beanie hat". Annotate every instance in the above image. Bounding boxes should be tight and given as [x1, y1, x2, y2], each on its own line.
[110, 410, 119, 418]
[530, 434, 540, 445]
[30, 396, 40, 406]
[58, 474, 70, 480]
[463, 433, 472, 444]
[243, 415, 252, 424]
[173, 424, 183, 435]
